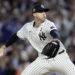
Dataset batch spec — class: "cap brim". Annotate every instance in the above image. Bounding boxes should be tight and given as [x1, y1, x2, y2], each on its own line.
[32, 8, 50, 13]
[38, 8, 50, 12]
[43, 9, 50, 12]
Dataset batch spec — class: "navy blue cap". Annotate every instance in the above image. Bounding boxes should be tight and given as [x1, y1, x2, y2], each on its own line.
[32, 4, 49, 13]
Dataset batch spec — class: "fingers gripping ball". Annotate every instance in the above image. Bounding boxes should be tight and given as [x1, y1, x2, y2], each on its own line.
[41, 40, 60, 58]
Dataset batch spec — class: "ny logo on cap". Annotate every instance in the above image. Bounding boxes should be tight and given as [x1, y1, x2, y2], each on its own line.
[41, 5, 44, 8]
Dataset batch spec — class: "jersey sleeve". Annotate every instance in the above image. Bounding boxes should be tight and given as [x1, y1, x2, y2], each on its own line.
[48, 22, 57, 32]
[45, 21, 58, 36]
[46, 21, 60, 39]
[17, 23, 28, 40]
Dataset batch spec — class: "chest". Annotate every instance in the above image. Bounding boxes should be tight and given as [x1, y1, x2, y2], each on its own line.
[27, 25, 52, 43]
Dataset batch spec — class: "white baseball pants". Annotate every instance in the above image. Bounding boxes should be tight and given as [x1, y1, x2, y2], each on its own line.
[21, 51, 75, 75]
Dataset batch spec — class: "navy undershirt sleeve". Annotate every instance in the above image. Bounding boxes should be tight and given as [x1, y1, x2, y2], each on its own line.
[5, 33, 19, 47]
[50, 29, 60, 39]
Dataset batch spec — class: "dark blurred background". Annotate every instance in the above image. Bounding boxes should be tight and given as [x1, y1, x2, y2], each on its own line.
[0, 0, 75, 75]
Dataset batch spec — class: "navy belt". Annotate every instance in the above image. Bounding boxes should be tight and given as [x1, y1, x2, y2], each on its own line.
[58, 50, 65, 54]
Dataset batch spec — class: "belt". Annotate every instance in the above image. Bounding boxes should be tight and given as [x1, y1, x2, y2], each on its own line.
[58, 50, 65, 54]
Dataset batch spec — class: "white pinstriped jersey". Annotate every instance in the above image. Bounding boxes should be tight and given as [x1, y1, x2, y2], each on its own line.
[17, 19, 65, 53]
[18, 19, 75, 75]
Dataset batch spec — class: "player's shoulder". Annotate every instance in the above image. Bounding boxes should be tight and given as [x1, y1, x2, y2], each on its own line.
[45, 19, 55, 27]
[23, 21, 32, 26]
[45, 19, 55, 25]
[44, 19, 57, 30]
[27, 20, 34, 25]
[23, 20, 34, 28]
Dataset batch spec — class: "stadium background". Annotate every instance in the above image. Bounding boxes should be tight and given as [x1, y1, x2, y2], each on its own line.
[0, 0, 75, 75]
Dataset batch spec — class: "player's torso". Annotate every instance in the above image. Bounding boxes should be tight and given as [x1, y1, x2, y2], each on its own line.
[26, 19, 54, 53]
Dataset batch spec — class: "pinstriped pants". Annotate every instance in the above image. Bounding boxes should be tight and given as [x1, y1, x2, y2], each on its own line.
[21, 52, 75, 75]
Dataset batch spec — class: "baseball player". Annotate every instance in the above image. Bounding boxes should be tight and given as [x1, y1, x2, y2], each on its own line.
[0, 3, 75, 75]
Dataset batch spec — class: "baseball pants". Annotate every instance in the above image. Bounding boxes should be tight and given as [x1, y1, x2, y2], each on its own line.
[21, 51, 75, 75]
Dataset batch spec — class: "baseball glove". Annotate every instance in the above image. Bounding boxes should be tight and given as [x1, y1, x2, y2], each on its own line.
[41, 40, 60, 58]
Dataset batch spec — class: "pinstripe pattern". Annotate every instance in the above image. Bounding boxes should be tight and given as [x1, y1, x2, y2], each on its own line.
[21, 52, 75, 75]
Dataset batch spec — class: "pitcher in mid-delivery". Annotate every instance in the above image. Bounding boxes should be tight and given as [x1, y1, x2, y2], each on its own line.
[0, 3, 75, 75]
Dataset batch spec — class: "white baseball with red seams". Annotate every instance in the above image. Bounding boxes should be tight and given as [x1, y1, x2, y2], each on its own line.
[17, 19, 75, 75]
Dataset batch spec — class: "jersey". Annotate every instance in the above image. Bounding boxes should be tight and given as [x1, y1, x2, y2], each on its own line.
[17, 19, 75, 75]
[17, 19, 66, 53]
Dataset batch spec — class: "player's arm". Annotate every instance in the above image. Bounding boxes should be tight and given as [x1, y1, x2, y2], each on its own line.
[42, 30, 60, 58]
[5, 33, 19, 47]
[0, 32, 19, 57]
[0, 23, 27, 57]
[42, 23, 60, 58]
[49, 29, 60, 45]
[47, 22, 60, 41]
[50, 29, 60, 39]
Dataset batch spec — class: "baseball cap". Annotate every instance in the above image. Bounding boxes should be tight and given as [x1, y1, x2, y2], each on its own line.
[32, 3, 49, 13]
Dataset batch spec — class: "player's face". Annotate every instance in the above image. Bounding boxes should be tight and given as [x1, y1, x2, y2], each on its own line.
[33, 12, 46, 22]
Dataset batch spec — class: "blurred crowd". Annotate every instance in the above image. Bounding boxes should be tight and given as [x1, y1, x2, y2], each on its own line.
[0, 0, 75, 75]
